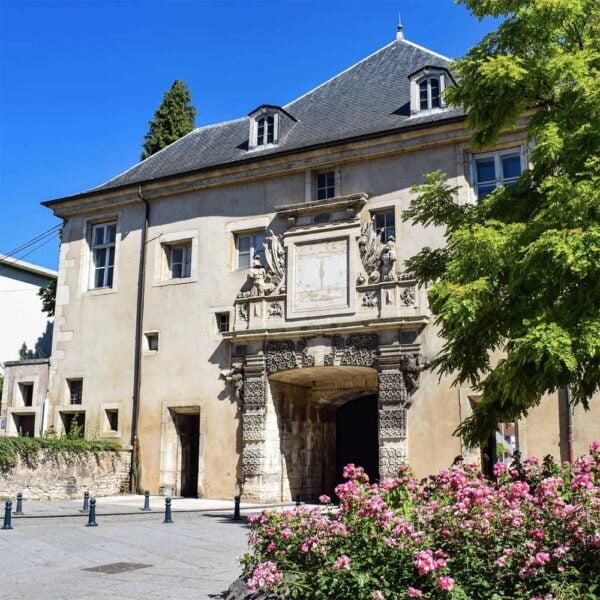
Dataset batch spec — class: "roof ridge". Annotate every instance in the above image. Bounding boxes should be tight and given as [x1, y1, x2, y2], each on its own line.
[397, 38, 453, 62]
[283, 39, 398, 110]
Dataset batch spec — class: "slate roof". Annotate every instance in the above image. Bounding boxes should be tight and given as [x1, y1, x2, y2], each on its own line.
[83, 38, 464, 197]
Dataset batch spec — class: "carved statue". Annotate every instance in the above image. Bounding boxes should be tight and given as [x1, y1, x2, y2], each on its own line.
[380, 236, 398, 282]
[248, 254, 275, 297]
[220, 367, 244, 400]
[238, 230, 286, 298]
[358, 221, 383, 283]
[264, 230, 286, 293]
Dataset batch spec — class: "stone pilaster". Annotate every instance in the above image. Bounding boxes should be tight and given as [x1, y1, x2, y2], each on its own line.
[241, 352, 268, 499]
[377, 340, 422, 478]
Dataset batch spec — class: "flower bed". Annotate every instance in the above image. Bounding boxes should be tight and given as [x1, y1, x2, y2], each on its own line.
[241, 443, 600, 599]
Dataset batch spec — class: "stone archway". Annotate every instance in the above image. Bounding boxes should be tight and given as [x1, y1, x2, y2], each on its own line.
[270, 365, 378, 501]
[237, 334, 422, 502]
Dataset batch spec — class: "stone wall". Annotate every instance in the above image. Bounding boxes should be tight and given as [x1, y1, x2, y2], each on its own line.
[0, 449, 131, 500]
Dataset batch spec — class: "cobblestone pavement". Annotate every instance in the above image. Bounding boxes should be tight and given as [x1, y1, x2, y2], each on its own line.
[1, 509, 250, 599]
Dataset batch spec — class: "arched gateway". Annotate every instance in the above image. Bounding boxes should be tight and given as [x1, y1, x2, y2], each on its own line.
[227, 335, 421, 502]
[221, 194, 426, 502]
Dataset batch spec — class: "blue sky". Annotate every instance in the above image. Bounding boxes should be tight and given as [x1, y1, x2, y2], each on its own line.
[0, 1, 499, 270]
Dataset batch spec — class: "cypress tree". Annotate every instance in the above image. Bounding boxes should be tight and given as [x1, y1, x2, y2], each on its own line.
[141, 80, 197, 160]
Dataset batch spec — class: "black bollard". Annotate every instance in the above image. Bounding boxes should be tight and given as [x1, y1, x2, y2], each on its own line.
[15, 493, 24, 515]
[2, 501, 13, 530]
[81, 491, 90, 513]
[86, 498, 98, 527]
[142, 490, 151, 511]
[233, 496, 241, 521]
[163, 497, 173, 524]
[295, 494, 301, 507]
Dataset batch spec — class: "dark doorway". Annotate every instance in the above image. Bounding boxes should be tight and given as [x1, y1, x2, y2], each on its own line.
[174, 413, 200, 497]
[14, 414, 35, 437]
[336, 395, 379, 484]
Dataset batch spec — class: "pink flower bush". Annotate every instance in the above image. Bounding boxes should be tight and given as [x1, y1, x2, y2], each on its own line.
[241, 442, 600, 599]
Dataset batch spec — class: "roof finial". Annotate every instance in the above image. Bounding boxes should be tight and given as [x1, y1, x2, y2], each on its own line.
[396, 12, 404, 40]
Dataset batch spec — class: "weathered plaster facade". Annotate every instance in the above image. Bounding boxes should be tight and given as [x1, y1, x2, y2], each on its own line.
[5, 36, 598, 501]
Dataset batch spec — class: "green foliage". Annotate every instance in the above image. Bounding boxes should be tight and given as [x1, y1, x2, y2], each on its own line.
[404, 0, 600, 446]
[141, 80, 197, 160]
[0, 435, 120, 472]
[38, 279, 56, 316]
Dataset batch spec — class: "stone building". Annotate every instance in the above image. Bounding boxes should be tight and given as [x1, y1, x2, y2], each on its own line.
[5, 30, 599, 501]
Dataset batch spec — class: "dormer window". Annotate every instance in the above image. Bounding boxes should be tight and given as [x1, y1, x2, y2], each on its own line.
[409, 66, 452, 116]
[247, 105, 297, 150]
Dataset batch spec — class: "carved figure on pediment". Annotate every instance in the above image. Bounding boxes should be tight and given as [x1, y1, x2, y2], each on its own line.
[264, 230, 286, 293]
[380, 237, 398, 282]
[359, 221, 383, 283]
[248, 254, 276, 297]
[361, 290, 378, 309]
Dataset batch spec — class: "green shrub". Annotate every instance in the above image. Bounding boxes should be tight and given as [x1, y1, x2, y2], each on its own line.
[0, 435, 120, 472]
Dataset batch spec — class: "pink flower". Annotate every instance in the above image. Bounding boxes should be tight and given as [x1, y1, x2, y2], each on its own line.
[371, 592, 384, 600]
[437, 576, 455, 591]
[533, 552, 550, 566]
[414, 549, 437, 575]
[280, 527, 292, 540]
[407, 588, 423, 597]
[319, 494, 331, 504]
[246, 561, 283, 592]
[333, 554, 351, 571]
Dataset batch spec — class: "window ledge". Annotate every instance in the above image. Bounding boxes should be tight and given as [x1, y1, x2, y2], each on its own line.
[410, 107, 449, 118]
[152, 277, 197, 288]
[85, 287, 117, 297]
[101, 431, 121, 439]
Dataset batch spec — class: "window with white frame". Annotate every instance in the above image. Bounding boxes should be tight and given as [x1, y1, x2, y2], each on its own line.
[256, 115, 275, 146]
[167, 242, 192, 279]
[472, 148, 523, 200]
[90, 222, 116, 289]
[373, 209, 396, 242]
[316, 171, 335, 200]
[236, 232, 265, 269]
[419, 77, 441, 110]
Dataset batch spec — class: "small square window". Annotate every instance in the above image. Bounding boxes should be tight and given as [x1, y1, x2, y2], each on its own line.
[236, 233, 265, 269]
[167, 243, 192, 279]
[19, 382, 34, 407]
[317, 171, 335, 200]
[105, 409, 119, 432]
[373, 210, 396, 242]
[145, 332, 159, 352]
[216, 313, 230, 333]
[67, 379, 83, 405]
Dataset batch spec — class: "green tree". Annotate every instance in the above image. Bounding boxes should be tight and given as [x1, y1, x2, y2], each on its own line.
[39, 279, 56, 317]
[141, 80, 197, 160]
[404, 0, 600, 446]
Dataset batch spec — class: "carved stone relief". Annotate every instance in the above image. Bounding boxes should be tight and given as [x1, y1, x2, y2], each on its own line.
[266, 340, 298, 374]
[243, 413, 266, 442]
[379, 445, 408, 478]
[237, 303, 249, 322]
[324, 335, 342, 366]
[400, 286, 416, 306]
[379, 408, 407, 439]
[297, 340, 316, 368]
[378, 372, 408, 407]
[360, 290, 378, 309]
[242, 444, 263, 476]
[267, 301, 283, 319]
[219, 367, 243, 400]
[341, 334, 377, 367]
[243, 379, 267, 407]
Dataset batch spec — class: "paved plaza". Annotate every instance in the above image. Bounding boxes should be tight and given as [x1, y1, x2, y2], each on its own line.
[0, 495, 280, 600]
